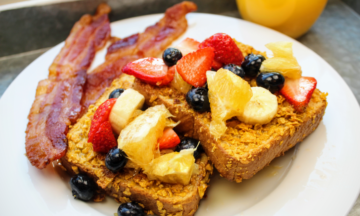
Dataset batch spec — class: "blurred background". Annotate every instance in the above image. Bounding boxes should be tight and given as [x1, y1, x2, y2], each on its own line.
[0, 0, 359, 93]
[0, 0, 359, 215]
[0, 0, 359, 99]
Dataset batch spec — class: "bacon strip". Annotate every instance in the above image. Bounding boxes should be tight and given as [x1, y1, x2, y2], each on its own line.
[26, 4, 111, 169]
[81, 1, 197, 109]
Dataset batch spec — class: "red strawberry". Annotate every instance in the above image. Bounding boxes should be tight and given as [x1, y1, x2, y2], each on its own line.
[161, 66, 176, 85]
[91, 121, 117, 153]
[212, 59, 223, 70]
[88, 98, 117, 143]
[199, 33, 244, 65]
[176, 47, 215, 87]
[175, 38, 200, 55]
[158, 128, 181, 150]
[280, 77, 317, 112]
[122, 57, 172, 86]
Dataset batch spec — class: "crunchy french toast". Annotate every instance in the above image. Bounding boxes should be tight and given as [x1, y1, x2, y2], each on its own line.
[61, 74, 213, 216]
[132, 42, 328, 183]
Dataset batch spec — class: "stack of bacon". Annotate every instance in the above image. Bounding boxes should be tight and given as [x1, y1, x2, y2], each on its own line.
[25, 2, 197, 169]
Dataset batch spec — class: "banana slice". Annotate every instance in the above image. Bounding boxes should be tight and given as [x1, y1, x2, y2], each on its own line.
[109, 89, 145, 134]
[238, 87, 278, 125]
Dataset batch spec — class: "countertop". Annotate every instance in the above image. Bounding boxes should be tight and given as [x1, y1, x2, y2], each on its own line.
[0, 0, 359, 215]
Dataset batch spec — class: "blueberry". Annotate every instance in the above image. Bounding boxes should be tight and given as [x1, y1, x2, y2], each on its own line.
[162, 48, 182, 67]
[186, 88, 210, 113]
[222, 64, 245, 78]
[175, 137, 204, 159]
[256, 72, 285, 93]
[241, 54, 266, 77]
[117, 202, 145, 216]
[105, 147, 128, 172]
[109, 88, 125, 99]
[70, 174, 96, 201]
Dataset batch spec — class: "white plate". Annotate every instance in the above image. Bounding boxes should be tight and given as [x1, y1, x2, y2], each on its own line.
[0, 13, 359, 216]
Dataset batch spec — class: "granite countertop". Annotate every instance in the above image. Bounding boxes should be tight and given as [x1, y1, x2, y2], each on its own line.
[0, 0, 359, 214]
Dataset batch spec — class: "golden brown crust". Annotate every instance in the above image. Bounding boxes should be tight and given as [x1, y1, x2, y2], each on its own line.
[193, 90, 327, 182]
[133, 78, 328, 183]
[63, 74, 213, 216]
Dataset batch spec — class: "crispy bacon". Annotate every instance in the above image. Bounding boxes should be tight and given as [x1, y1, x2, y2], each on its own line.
[26, 4, 111, 169]
[81, 1, 197, 108]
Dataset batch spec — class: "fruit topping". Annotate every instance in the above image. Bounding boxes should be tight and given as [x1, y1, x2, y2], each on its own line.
[117, 202, 146, 216]
[105, 147, 128, 173]
[223, 64, 245, 78]
[88, 99, 116, 142]
[162, 47, 183, 66]
[260, 42, 302, 79]
[241, 53, 266, 77]
[88, 99, 117, 153]
[174, 37, 200, 56]
[207, 69, 252, 139]
[91, 121, 118, 153]
[199, 33, 244, 65]
[160, 65, 176, 87]
[109, 89, 145, 134]
[158, 128, 181, 150]
[122, 57, 172, 86]
[176, 47, 215, 87]
[212, 59, 223, 70]
[144, 149, 196, 185]
[279, 77, 317, 112]
[70, 174, 96, 201]
[238, 87, 278, 125]
[170, 67, 192, 94]
[256, 72, 285, 93]
[186, 87, 210, 113]
[109, 88, 125, 99]
[117, 105, 172, 168]
[175, 137, 203, 159]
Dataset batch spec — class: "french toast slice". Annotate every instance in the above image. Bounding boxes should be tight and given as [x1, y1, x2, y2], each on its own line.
[132, 43, 327, 183]
[133, 79, 327, 183]
[61, 74, 213, 216]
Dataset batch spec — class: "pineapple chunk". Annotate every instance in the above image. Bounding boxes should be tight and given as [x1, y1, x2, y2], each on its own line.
[144, 149, 195, 185]
[170, 69, 192, 94]
[117, 105, 172, 168]
[109, 89, 145, 134]
[260, 42, 302, 79]
[207, 69, 253, 139]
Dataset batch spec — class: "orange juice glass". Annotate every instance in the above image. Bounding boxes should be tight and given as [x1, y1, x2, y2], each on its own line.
[236, 0, 327, 38]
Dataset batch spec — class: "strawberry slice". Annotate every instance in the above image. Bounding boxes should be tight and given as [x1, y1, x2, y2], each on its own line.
[122, 57, 172, 86]
[161, 66, 176, 85]
[212, 59, 223, 70]
[174, 38, 200, 56]
[176, 47, 215, 87]
[176, 38, 222, 70]
[158, 128, 181, 150]
[280, 77, 317, 112]
[91, 121, 117, 153]
[199, 33, 244, 65]
[88, 98, 117, 143]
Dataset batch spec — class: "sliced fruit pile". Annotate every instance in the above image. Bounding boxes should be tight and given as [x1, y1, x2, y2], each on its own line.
[121, 34, 318, 138]
[87, 88, 204, 185]
[117, 105, 172, 167]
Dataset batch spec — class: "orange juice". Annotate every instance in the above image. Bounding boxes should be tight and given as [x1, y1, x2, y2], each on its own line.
[236, 0, 327, 38]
